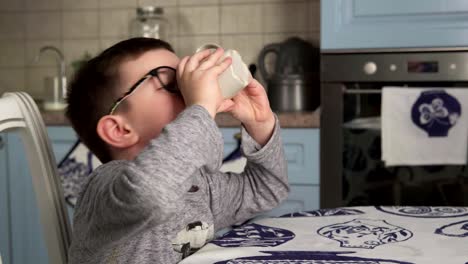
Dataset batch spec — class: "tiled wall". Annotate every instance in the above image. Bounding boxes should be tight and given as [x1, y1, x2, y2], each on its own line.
[0, 0, 320, 98]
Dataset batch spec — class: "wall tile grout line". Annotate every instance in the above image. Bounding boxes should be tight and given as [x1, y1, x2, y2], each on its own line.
[218, 0, 221, 46]
[97, 2, 102, 50]
[260, 1, 266, 53]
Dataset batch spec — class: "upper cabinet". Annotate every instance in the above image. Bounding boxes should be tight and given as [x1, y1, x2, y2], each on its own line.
[321, 0, 468, 50]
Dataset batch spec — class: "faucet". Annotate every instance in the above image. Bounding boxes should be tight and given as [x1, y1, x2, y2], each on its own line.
[35, 46, 66, 99]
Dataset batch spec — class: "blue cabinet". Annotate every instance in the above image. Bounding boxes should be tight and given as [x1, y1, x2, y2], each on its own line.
[0, 126, 319, 264]
[221, 128, 320, 217]
[322, 0, 468, 50]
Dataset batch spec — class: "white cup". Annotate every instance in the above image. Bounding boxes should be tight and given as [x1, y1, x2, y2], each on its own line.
[196, 43, 251, 99]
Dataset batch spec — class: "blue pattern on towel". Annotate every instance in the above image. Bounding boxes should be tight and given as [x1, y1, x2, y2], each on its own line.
[279, 208, 364, 218]
[214, 251, 413, 264]
[435, 220, 468, 237]
[411, 90, 461, 137]
[211, 223, 294, 247]
[317, 218, 412, 249]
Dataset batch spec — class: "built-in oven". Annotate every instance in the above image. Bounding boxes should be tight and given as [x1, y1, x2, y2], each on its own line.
[320, 50, 468, 209]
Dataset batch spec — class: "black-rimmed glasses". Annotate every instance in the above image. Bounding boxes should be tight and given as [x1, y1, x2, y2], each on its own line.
[108, 66, 179, 115]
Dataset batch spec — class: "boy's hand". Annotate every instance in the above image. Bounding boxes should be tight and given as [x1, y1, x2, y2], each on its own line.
[177, 48, 232, 118]
[218, 79, 275, 146]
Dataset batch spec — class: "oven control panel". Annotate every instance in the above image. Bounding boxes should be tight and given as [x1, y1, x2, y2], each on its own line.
[322, 51, 468, 82]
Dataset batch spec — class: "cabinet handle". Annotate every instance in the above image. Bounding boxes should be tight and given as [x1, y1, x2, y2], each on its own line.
[0, 135, 3, 149]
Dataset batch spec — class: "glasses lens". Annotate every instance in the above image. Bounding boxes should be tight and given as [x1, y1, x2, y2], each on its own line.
[156, 67, 178, 93]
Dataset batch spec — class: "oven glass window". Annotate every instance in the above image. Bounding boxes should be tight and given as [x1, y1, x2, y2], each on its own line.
[342, 83, 467, 206]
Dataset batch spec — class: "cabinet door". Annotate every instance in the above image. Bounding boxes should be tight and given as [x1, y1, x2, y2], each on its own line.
[220, 128, 242, 157]
[220, 128, 320, 217]
[322, 0, 468, 50]
[271, 128, 320, 216]
[48, 127, 78, 161]
[266, 185, 320, 217]
[6, 127, 76, 264]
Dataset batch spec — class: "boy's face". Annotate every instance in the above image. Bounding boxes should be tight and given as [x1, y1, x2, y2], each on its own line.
[117, 48, 185, 144]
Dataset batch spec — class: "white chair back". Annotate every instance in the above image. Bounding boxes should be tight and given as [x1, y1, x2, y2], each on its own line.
[0, 92, 71, 263]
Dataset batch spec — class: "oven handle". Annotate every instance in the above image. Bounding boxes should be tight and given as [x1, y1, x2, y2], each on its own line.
[344, 89, 381, 94]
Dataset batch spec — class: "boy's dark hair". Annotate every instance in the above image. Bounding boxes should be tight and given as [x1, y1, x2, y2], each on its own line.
[66, 37, 174, 163]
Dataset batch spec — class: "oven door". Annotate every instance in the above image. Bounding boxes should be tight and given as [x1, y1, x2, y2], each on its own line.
[321, 80, 468, 208]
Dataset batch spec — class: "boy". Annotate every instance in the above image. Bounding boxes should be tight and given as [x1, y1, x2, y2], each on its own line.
[66, 37, 289, 263]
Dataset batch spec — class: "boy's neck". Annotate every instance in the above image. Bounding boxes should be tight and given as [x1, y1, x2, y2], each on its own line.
[112, 144, 144, 161]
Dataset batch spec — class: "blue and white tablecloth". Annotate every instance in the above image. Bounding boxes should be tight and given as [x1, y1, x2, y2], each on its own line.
[181, 206, 468, 264]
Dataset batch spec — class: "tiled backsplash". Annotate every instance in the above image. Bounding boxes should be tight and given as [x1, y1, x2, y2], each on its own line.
[0, 0, 319, 98]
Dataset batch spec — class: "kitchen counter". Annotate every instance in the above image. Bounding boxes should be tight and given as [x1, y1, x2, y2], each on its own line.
[41, 109, 320, 128]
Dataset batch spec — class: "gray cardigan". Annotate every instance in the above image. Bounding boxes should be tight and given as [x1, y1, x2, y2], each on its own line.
[68, 105, 289, 264]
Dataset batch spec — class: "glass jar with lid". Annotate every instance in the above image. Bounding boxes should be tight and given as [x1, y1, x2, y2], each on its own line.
[130, 6, 169, 40]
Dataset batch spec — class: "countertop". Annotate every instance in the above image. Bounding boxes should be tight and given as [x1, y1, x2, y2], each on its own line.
[41, 109, 320, 128]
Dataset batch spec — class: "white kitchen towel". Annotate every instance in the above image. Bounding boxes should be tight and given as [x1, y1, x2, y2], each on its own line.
[382, 87, 468, 166]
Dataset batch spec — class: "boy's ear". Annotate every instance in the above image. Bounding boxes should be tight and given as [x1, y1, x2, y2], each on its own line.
[97, 115, 139, 149]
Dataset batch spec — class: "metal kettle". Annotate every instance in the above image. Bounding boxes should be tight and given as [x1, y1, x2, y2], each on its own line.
[258, 37, 320, 111]
[266, 73, 319, 112]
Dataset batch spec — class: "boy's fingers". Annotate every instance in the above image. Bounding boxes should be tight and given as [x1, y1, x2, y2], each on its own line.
[212, 57, 232, 75]
[177, 56, 189, 79]
[199, 48, 224, 70]
[246, 78, 261, 88]
[186, 49, 212, 71]
[217, 99, 235, 113]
